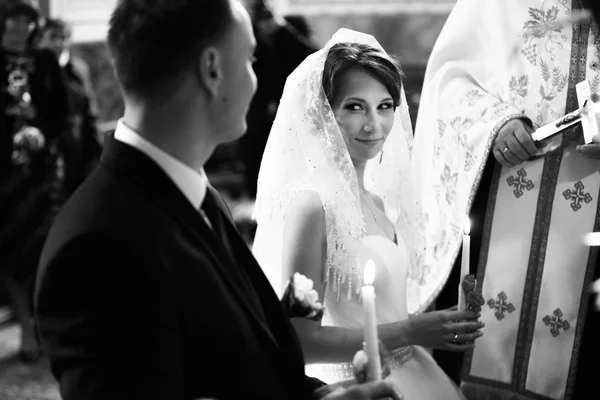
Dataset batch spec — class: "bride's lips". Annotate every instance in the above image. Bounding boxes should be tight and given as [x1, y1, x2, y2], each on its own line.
[356, 138, 383, 147]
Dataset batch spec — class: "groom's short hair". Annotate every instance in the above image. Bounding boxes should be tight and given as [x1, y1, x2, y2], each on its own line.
[107, 0, 234, 97]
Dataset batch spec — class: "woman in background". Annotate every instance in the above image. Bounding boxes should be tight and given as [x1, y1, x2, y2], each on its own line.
[0, 0, 69, 362]
[38, 17, 101, 195]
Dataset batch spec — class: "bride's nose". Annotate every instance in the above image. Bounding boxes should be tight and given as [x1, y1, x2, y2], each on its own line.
[362, 113, 381, 134]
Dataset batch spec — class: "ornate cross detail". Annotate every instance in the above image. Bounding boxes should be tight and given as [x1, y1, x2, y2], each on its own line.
[487, 291, 515, 320]
[562, 181, 592, 211]
[507, 168, 534, 198]
[543, 308, 570, 337]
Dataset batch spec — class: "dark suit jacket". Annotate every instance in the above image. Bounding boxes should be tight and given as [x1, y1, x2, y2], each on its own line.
[34, 135, 323, 400]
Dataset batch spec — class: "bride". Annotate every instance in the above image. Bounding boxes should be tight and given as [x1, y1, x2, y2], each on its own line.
[252, 29, 482, 398]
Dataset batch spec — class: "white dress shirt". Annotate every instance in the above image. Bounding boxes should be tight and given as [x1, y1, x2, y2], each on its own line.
[113, 119, 211, 221]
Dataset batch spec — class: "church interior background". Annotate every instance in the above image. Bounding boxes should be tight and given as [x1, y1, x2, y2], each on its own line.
[0, 0, 456, 398]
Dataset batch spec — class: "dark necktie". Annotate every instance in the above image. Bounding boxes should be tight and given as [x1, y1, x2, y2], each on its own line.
[200, 188, 226, 240]
[200, 188, 266, 320]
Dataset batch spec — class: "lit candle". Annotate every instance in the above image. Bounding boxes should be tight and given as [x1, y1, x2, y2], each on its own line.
[362, 259, 382, 381]
[458, 218, 471, 310]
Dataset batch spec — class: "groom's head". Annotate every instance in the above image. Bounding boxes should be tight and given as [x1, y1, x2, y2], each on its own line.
[107, 0, 257, 143]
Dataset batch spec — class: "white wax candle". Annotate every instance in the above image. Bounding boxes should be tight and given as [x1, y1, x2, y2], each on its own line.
[362, 260, 382, 381]
[592, 110, 600, 142]
[458, 218, 471, 310]
[583, 232, 600, 246]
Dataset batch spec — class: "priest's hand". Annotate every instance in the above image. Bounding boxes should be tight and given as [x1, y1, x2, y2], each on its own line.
[576, 142, 600, 160]
[405, 307, 484, 351]
[492, 118, 539, 167]
[313, 379, 403, 400]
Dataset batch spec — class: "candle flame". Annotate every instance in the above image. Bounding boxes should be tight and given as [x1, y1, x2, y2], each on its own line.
[364, 259, 376, 285]
[464, 217, 471, 235]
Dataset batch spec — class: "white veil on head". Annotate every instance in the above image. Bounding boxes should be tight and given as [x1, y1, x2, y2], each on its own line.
[252, 28, 428, 314]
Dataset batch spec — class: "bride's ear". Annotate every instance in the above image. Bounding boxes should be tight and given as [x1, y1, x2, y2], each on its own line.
[197, 46, 222, 98]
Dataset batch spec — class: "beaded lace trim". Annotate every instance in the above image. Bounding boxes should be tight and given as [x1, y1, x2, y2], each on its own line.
[312, 346, 414, 381]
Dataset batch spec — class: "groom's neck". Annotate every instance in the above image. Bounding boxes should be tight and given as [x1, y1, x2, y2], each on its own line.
[122, 94, 217, 174]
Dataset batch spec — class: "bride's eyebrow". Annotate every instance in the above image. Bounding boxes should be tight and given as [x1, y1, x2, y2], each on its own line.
[343, 96, 393, 103]
[343, 97, 366, 102]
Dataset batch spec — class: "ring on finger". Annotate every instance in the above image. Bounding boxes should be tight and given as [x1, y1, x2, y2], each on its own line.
[453, 333, 458, 343]
[502, 147, 510, 154]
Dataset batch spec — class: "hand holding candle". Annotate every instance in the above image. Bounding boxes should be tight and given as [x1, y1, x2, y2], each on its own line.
[361, 259, 382, 381]
[458, 218, 471, 311]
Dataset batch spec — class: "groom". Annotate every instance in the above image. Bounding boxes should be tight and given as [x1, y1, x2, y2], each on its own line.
[33, 0, 401, 399]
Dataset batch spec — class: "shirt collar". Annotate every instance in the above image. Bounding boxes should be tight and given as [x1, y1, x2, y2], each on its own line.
[113, 119, 208, 209]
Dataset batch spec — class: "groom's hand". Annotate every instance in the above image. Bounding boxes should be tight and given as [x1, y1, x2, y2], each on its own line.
[313, 379, 403, 400]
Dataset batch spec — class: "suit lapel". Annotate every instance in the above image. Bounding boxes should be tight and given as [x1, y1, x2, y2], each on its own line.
[100, 136, 280, 351]
[177, 208, 281, 350]
[210, 188, 307, 369]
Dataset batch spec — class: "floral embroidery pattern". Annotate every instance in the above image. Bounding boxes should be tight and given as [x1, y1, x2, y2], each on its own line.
[534, 59, 568, 125]
[433, 143, 443, 158]
[539, 59, 568, 101]
[520, 5, 568, 63]
[590, 73, 600, 94]
[509, 75, 530, 98]
[450, 222, 461, 238]
[439, 165, 458, 206]
[563, 181, 593, 211]
[437, 119, 446, 138]
[542, 308, 570, 337]
[507, 168, 535, 198]
[487, 291, 516, 321]
[450, 117, 474, 142]
[557, 0, 570, 13]
[460, 90, 485, 107]
[522, 43, 538, 65]
[432, 228, 449, 261]
[464, 147, 475, 173]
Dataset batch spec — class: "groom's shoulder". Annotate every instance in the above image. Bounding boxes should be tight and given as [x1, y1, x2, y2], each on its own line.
[50, 166, 160, 244]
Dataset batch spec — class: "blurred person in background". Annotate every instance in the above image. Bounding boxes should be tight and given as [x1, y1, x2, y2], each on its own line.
[0, 0, 69, 362]
[38, 18, 102, 195]
[239, 0, 318, 198]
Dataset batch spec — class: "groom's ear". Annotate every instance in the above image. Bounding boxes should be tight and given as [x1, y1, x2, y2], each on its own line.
[197, 46, 223, 98]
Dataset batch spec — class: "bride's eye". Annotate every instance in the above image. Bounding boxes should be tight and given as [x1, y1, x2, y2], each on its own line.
[379, 103, 394, 110]
[345, 103, 363, 111]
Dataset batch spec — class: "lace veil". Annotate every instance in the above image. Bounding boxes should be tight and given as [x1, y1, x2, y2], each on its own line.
[252, 28, 429, 315]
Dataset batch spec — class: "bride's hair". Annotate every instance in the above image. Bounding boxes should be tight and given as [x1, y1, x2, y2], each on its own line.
[322, 42, 404, 109]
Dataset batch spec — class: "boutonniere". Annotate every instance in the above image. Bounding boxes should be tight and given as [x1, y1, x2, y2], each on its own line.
[461, 274, 485, 312]
[281, 273, 325, 321]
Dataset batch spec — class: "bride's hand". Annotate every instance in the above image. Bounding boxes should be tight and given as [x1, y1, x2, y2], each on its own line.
[406, 308, 484, 352]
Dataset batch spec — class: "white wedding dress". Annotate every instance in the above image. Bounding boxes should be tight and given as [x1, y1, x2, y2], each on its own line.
[305, 235, 465, 400]
[251, 27, 463, 400]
